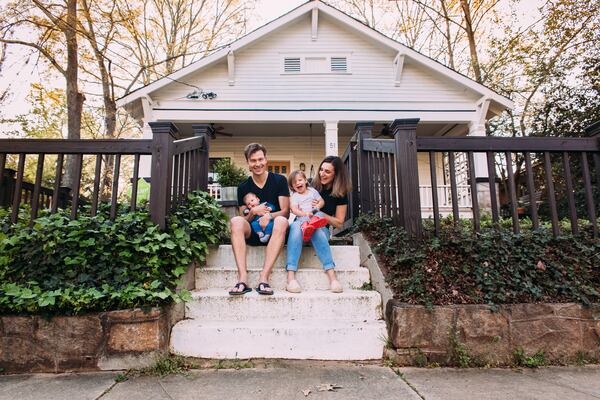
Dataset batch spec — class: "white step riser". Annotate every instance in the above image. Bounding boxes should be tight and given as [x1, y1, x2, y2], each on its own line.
[185, 291, 383, 321]
[170, 320, 387, 360]
[195, 268, 370, 290]
[206, 245, 361, 269]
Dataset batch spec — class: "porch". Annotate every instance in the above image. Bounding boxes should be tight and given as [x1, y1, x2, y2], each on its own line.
[145, 120, 478, 218]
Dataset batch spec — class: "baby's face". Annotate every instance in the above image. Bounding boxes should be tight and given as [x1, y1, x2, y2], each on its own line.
[293, 176, 308, 193]
[245, 195, 260, 208]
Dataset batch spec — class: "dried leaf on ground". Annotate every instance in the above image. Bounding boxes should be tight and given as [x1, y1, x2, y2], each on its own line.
[317, 383, 342, 392]
[302, 388, 311, 396]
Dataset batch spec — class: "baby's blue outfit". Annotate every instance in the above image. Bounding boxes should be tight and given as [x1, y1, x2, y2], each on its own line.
[250, 202, 276, 241]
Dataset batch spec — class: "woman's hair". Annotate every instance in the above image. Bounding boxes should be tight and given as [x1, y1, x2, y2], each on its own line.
[287, 169, 307, 191]
[312, 156, 351, 197]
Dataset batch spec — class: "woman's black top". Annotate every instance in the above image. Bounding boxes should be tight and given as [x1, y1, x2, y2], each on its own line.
[319, 187, 348, 216]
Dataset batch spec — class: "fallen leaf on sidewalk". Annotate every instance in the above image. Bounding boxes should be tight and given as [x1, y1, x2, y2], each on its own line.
[302, 389, 311, 396]
[317, 383, 342, 392]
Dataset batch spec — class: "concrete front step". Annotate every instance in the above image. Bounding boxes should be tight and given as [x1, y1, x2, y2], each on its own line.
[206, 245, 361, 270]
[195, 267, 371, 291]
[170, 319, 387, 360]
[185, 289, 383, 321]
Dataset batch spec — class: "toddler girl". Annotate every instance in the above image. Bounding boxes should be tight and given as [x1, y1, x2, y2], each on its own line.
[288, 170, 329, 242]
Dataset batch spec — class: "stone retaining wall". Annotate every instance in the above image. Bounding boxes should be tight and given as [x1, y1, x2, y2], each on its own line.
[0, 305, 184, 374]
[386, 301, 600, 366]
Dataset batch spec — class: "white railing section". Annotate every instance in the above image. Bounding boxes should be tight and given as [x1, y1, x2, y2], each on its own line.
[208, 183, 221, 201]
[419, 185, 472, 208]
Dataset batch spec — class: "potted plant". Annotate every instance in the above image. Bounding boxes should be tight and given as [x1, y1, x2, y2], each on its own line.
[213, 158, 247, 201]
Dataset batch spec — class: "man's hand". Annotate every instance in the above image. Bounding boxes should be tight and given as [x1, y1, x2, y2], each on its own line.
[258, 214, 271, 229]
[252, 203, 270, 217]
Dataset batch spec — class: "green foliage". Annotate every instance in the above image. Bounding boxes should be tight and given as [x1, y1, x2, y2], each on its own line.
[513, 347, 546, 368]
[447, 330, 475, 368]
[212, 359, 254, 370]
[213, 158, 247, 187]
[140, 355, 198, 377]
[354, 214, 600, 307]
[0, 191, 228, 315]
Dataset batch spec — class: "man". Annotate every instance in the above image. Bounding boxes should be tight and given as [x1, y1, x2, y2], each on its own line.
[228, 143, 289, 295]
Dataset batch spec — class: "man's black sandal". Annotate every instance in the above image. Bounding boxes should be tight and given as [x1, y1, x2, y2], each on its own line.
[256, 282, 274, 296]
[229, 282, 252, 296]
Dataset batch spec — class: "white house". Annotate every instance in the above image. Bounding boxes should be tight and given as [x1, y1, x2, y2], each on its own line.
[116, 0, 513, 213]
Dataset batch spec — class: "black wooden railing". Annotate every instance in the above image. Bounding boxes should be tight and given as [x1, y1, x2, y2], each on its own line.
[341, 119, 600, 238]
[0, 122, 210, 229]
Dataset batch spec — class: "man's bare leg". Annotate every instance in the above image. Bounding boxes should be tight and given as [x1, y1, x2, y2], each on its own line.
[257, 216, 288, 292]
[230, 216, 251, 293]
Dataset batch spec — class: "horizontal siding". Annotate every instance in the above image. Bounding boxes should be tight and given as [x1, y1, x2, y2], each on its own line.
[152, 14, 478, 106]
[209, 134, 353, 173]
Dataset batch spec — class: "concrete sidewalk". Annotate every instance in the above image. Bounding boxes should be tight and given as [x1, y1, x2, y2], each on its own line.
[1, 362, 599, 400]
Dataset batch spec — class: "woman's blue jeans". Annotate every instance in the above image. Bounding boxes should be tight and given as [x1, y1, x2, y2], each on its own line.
[286, 214, 335, 272]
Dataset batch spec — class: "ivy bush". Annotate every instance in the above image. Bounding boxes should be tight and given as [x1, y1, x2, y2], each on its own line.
[0, 191, 228, 315]
[355, 214, 600, 308]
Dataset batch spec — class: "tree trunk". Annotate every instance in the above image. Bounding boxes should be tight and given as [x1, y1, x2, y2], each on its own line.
[459, 0, 482, 83]
[440, 0, 455, 70]
[63, 0, 84, 189]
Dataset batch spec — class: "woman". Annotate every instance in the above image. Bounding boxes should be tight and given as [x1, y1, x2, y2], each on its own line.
[285, 156, 351, 293]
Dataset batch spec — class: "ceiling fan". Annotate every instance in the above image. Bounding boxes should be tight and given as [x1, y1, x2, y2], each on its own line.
[210, 123, 234, 138]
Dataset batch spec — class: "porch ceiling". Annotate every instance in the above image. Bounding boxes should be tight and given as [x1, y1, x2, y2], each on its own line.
[171, 122, 464, 138]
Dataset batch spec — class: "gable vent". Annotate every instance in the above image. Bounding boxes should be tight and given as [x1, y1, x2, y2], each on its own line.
[331, 57, 347, 72]
[284, 57, 301, 72]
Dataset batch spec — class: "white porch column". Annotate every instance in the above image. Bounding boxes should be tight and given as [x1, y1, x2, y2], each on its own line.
[139, 123, 153, 178]
[468, 120, 498, 211]
[140, 97, 155, 178]
[324, 120, 339, 156]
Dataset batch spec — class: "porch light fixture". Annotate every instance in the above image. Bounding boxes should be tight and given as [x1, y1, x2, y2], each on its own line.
[186, 89, 218, 100]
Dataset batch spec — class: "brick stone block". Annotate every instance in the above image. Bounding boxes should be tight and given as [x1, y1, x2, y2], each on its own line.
[51, 316, 104, 356]
[2, 316, 36, 336]
[509, 316, 583, 359]
[456, 306, 510, 364]
[108, 320, 163, 353]
[388, 302, 454, 351]
[0, 336, 55, 373]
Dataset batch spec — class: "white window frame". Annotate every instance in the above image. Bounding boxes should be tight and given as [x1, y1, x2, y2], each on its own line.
[281, 53, 352, 75]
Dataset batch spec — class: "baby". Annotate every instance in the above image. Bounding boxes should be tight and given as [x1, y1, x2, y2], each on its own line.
[243, 192, 275, 243]
[288, 170, 329, 242]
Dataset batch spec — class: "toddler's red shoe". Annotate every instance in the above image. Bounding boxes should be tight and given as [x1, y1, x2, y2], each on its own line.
[301, 220, 314, 242]
[301, 216, 329, 242]
[308, 216, 329, 229]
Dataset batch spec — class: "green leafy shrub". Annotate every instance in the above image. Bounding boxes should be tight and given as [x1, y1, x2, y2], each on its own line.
[213, 158, 247, 187]
[354, 214, 600, 307]
[0, 191, 228, 315]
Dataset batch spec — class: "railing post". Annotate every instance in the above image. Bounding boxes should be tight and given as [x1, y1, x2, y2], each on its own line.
[192, 124, 212, 192]
[392, 118, 422, 239]
[348, 136, 359, 221]
[149, 122, 179, 229]
[1, 168, 16, 208]
[355, 122, 373, 214]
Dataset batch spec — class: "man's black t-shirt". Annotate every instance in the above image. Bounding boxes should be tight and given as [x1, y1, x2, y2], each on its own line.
[319, 187, 349, 217]
[237, 172, 289, 212]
